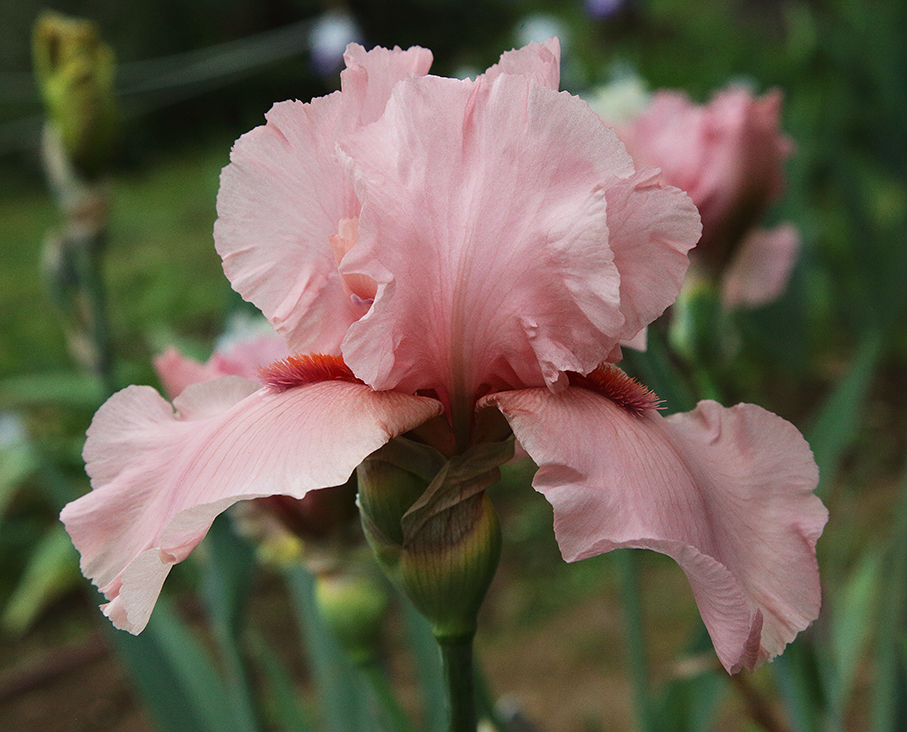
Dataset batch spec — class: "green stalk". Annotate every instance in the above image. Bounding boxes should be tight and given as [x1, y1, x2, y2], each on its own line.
[439, 638, 477, 732]
[618, 550, 655, 732]
[74, 239, 115, 397]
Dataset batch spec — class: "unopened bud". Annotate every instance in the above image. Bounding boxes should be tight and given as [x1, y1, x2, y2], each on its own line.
[358, 437, 512, 644]
[314, 560, 389, 666]
[33, 11, 118, 179]
[668, 269, 730, 371]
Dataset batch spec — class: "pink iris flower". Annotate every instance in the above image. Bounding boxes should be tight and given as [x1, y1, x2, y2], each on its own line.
[61, 39, 826, 675]
[615, 87, 801, 309]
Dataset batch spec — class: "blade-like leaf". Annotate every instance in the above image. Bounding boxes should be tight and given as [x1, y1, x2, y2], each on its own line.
[110, 593, 254, 732]
[869, 455, 907, 732]
[1, 522, 81, 634]
[830, 550, 882, 707]
[0, 372, 103, 410]
[199, 515, 261, 732]
[807, 331, 885, 497]
[248, 626, 316, 732]
[284, 564, 381, 732]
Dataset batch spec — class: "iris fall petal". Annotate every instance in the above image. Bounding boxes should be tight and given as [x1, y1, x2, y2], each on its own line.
[721, 223, 800, 309]
[62, 376, 441, 633]
[484, 388, 827, 673]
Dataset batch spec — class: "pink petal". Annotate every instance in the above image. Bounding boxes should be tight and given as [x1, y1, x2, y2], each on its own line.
[605, 169, 701, 342]
[153, 333, 289, 399]
[153, 347, 221, 400]
[340, 70, 693, 407]
[483, 388, 826, 673]
[618, 91, 706, 194]
[208, 332, 289, 380]
[721, 223, 800, 309]
[215, 96, 359, 353]
[482, 37, 561, 90]
[62, 376, 442, 633]
[621, 328, 648, 352]
[340, 44, 433, 126]
[214, 45, 432, 353]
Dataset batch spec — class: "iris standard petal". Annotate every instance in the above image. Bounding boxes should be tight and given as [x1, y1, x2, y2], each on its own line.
[603, 168, 701, 342]
[481, 37, 561, 90]
[340, 70, 655, 402]
[215, 45, 432, 354]
[62, 375, 442, 633]
[340, 43, 433, 127]
[484, 387, 826, 673]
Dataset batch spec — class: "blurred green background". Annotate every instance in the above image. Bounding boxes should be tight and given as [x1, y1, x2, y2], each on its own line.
[1, 1, 906, 731]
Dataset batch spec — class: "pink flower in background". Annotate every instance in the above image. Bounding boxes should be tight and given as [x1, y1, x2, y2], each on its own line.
[153, 328, 288, 399]
[61, 39, 826, 674]
[615, 86, 800, 308]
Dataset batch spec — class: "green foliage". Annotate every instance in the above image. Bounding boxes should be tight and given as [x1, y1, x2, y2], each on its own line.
[1, 522, 81, 634]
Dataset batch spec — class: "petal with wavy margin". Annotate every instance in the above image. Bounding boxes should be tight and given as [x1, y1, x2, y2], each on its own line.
[340, 72, 646, 402]
[62, 376, 442, 633]
[215, 46, 433, 353]
[604, 169, 701, 342]
[481, 37, 561, 90]
[483, 388, 826, 673]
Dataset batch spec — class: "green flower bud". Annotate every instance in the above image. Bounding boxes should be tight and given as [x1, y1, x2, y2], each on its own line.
[357, 437, 512, 644]
[668, 269, 734, 372]
[33, 11, 119, 179]
[396, 489, 501, 644]
[314, 561, 390, 666]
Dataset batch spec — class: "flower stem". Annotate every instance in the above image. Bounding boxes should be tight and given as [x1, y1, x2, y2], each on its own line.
[618, 549, 655, 732]
[439, 637, 477, 732]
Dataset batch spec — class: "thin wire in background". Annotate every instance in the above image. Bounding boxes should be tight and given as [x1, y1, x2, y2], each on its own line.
[0, 18, 319, 157]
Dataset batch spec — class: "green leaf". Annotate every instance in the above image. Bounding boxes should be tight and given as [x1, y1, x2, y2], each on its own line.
[284, 564, 381, 732]
[772, 640, 825, 732]
[248, 627, 316, 732]
[650, 625, 727, 732]
[0, 440, 36, 519]
[830, 550, 883, 707]
[807, 332, 885, 497]
[652, 670, 726, 732]
[1, 521, 81, 634]
[869, 456, 907, 732]
[109, 594, 253, 732]
[198, 515, 261, 732]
